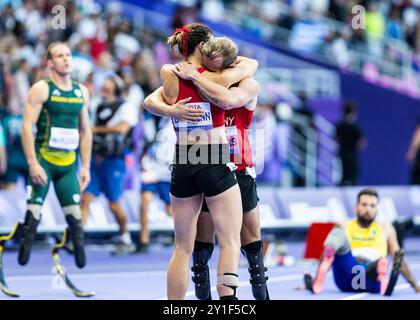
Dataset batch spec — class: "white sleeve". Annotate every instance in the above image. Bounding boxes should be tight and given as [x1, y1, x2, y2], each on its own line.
[127, 84, 144, 107]
[107, 101, 139, 127]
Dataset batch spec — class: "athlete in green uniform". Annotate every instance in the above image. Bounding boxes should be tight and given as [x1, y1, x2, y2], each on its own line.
[19, 42, 92, 268]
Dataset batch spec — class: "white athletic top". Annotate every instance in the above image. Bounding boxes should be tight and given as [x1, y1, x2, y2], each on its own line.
[141, 118, 176, 183]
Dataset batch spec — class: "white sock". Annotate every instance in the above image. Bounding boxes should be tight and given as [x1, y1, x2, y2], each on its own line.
[121, 232, 132, 245]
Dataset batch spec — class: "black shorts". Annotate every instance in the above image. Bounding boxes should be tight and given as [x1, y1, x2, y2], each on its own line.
[201, 168, 259, 213]
[169, 144, 238, 198]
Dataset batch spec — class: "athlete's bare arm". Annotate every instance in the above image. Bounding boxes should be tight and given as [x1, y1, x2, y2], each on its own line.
[206, 56, 259, 88]
[384, 223, 420, 292]
[335, 221, 348, 229]
[199, 78, 259, 110]
[143, 87, 203, 121]
[78, 84, 92, 192]
[21, 80, 49, 186]
[173, 56, 258, 88]
[143, 65, 204, 121]
[161, 64, 180, 105]
[92, 122, 131, 134]
[145, 57, 257, 117]
[173, 63, 260, 110]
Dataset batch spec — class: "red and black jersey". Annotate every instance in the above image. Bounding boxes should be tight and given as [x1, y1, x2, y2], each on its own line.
[172, 67, 225, 132]
[225, 107, 254, 172]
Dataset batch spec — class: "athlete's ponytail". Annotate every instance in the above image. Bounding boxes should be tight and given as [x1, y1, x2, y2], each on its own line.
[167, 23, 213, 59]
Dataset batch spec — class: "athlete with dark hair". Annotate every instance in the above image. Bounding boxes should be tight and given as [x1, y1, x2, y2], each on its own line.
[304, 188, 420, 295]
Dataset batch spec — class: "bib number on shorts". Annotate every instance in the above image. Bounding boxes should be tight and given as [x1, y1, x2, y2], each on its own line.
[49, 127, 79, 151]
[172, 102, 213, 132]
[226, 125, 239, 155]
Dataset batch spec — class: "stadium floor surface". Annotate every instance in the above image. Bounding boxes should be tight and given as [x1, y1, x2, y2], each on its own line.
[1, 238, 419, 300]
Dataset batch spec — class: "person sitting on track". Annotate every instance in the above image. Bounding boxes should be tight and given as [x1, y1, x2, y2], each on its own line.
[304, 188, 420, 295]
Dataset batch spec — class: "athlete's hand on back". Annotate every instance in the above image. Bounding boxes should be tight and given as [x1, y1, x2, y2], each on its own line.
[29, 162, 48, 186]
[169, 97, 204, 122]
[79, 166, 91, 192]
[173, 62, 199, 81]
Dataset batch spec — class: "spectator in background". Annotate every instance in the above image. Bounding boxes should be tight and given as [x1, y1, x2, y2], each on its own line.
[14, 0, 46, 43]
[328, 0, 347, 22]
[349, 28, 367, 53]
[113, 19, 141, 64]
[132, 45, 161, 96]
[415, 18, 420, 55]
[71, 40, 95, 83]
[401, 1, 419, 50]
[365, 1, 385, 58]
[0, 102, 27, 190]
[77, 2, 108, 61]
[253, 102, 283, 185]
[171, 4, 200, 29]
[8, 59, 30, 113]
[324, 30, 351, 68]
[289, 92, 315, 186]
[406, 116, 420, 185]
[0, 4, 19, 34]
[137, 117, 175, 253]
[119, 65, 144, 109]
[200, 0, 226, 22]
[386, 6, 405, 41]
[0, 90, 7, 120]
[92, 50, 116, 94]
[288, 10, 328, 54]
[13, 36, 41, 69]
[81, 77, 138, 254]
[260, 0, 283, 24]
[0, 121, 6, 180]
[336, 100, 366, 186]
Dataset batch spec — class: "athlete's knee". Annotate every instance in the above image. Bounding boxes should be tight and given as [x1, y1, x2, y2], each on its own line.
[109, 200, 122, 211]
[196, 233, 215, 244]
[241, 233, 260, 245]
[218, 238, 241, 254]
[62, 205, 82, 220]
[140, 194, 152, 209]
[217, 273, 239, 300]
[174, 240, 195, 256]
[216, 225, 241, 247]
[196, 223, 216, 244]
[324, 227, 350, 255]
[81, 194, 92, 206]
[27, 204, 42, 220]
[240, 224, 260, 245]
[81, 194, 95, 214]
[166, 205, 173, 216]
